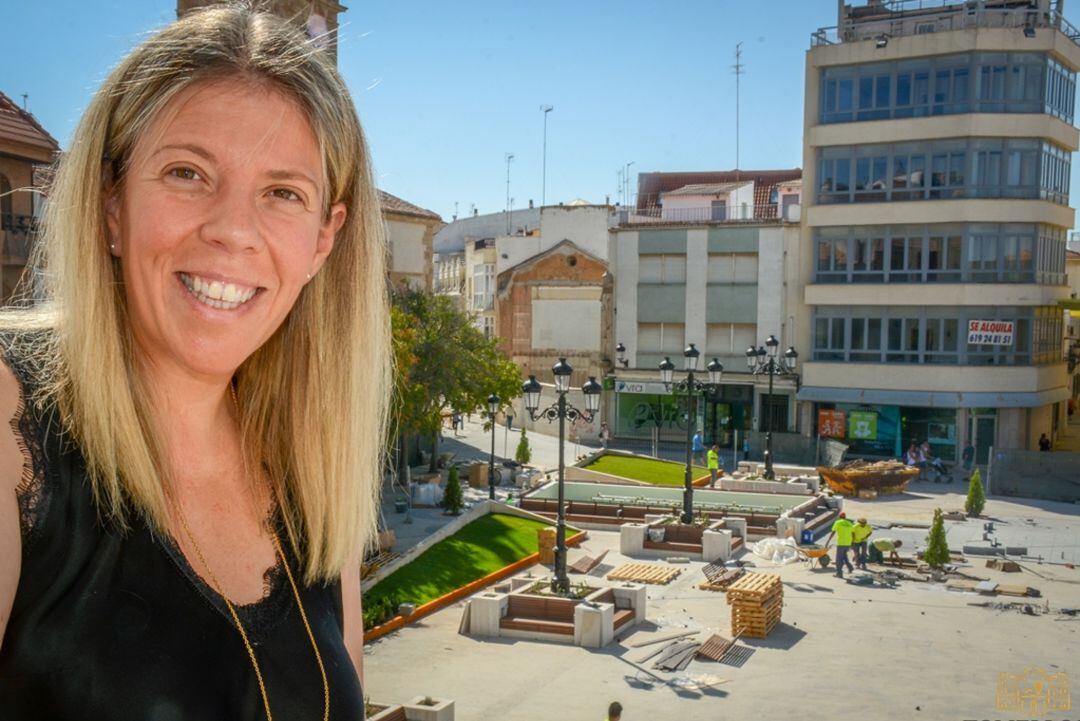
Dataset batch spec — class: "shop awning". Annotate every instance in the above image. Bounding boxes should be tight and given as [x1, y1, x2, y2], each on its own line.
[1059, 298, 1080, 312]
[796, 386, 1070, 408]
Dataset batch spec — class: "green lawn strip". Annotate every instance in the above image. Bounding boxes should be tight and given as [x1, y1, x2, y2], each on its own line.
[364, 513, 575, 626]
[584, 455, 709, 486]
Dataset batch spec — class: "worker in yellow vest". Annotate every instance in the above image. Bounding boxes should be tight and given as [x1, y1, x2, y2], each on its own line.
[707, 444, 721, 487]
[824, 511, 855, 578]
[851, 517, 873, 570]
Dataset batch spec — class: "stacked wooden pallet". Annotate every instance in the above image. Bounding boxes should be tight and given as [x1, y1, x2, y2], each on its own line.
[607, 563, 682, 585]
[726, 572, 783, 638]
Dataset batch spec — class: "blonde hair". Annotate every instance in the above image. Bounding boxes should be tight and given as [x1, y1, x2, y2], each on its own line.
[3, 4, 390, 583]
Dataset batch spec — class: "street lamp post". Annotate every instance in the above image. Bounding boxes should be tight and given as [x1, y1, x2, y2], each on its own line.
[657, 343, 723, 524]
[522, 360, 601, 594]
[487, 393, 500, 500]
[745, 335, 800, 481]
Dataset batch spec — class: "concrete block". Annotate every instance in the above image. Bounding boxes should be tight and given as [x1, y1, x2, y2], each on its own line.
[775, 516, 806, 540]
[620, 523, 646, 556]
[574, 602, 613, 648]
[469, 592, 507, 637]
[724, 517, 747, 541]
[702, 528, 733, 562]
[403, 697, 455, 721]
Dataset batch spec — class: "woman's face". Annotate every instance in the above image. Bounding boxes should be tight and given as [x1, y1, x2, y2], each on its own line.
[105, 77, 346, 384]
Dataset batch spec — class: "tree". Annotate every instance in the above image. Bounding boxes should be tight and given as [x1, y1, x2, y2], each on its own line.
[391, 287, 522, 471]
[515, 428, 532, 466]
[965, 468, 986, 517]
[441, 465, 464, 515]
[923, 508, 951, 569]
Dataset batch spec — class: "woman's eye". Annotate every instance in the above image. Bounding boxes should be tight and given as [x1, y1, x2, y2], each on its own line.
[168, 167, 201, 181]
[270, 188, 302, 202]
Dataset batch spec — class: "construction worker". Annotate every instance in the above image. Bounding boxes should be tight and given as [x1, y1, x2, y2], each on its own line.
[824, 511, 855, 578]
[851, 517, 873, 570]
[869, 538, 904, 565]
[707, 444, 721, 487]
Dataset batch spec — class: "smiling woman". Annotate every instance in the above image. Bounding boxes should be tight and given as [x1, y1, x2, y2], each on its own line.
[0, 5, 388, 721]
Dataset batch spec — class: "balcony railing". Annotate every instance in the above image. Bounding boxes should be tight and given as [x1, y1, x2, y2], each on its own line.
[616, 203, 800, 226]
[812, 2, 1080, 50]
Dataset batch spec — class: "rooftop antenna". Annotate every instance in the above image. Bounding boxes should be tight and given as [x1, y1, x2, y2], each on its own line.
[732, 42, 745, 177]
[453, 201, 459, 221]
[541, 105, 554, 207]
[504, 153, 515, 234]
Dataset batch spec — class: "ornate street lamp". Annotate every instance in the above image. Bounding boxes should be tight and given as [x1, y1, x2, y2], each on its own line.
[487, 393, 500, 500]
[659, 343, 723, 523]
[746, 335, 800, 480]
[523, 360, 601, 594]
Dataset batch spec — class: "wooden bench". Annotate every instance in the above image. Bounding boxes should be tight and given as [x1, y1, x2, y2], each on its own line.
[591, 589, 635, 631]
[643, 523, 705, 553]
[372, 708, 407, 721]
[500, 595, 576, 635]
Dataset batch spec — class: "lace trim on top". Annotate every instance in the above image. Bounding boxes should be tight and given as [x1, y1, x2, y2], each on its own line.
[6, 355, 51, 551]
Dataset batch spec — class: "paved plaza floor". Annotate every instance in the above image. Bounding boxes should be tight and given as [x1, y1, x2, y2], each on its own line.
[365, 490, 1080, 721]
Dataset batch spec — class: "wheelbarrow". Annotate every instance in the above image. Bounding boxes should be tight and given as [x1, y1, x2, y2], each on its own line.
[797, 543, 831, 570]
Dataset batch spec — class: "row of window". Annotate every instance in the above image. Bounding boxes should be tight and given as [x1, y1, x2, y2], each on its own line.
[818, 138, 1070, 205]
[637, 322, 758, 358]
[820, 52, 1077, 124]
[812, 306, 1063, 366]
[814, 223, 1067, 284]
[638, 253, 759, 285]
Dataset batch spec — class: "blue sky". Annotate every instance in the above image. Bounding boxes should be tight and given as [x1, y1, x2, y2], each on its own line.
[2, 1, 1077, 225]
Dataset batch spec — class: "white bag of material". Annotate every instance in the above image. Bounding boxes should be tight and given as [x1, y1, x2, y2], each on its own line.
[750, 536, 800, 565]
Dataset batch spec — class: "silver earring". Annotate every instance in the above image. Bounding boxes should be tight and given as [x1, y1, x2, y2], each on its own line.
[109, 243, 116, 252]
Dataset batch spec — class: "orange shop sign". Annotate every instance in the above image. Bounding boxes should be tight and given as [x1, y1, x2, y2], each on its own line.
[818, 410, 846, 438]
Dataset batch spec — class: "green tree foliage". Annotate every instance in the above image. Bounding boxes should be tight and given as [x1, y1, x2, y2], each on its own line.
[515, 428, 532, 466]
[390, 287, 522, 468]
[964, 468, 986, 517]
[923, 508, 951, 569]
[441, 465, 464, 515]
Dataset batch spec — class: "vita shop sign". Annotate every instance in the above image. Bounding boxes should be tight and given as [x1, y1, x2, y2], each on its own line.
[967, 319, 1014, 346]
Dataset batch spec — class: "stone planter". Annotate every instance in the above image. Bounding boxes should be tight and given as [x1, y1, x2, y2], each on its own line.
[404, 696, 455, 721]
[366, 704, 400, 721]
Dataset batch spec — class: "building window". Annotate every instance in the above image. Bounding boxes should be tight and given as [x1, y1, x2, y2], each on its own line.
[638, 322, 685, 357]
[639, 254, 687, 284]
[813, 224, 1065, 286]
[821, 52, 1073, 124]
[472, 262, 494, 310]
[812, 306, 1058, 366]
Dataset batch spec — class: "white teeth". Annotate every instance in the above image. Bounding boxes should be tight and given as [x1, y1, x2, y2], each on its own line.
[179, 273, 258, 311]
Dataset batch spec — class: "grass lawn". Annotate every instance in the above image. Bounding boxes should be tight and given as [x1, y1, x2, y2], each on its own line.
[365, 513, 569, 618]
[583, 454, 708, 486]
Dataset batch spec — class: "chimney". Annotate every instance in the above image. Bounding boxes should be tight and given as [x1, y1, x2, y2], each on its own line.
[473, 208, 479, 217]
[528, 199, 534, 208]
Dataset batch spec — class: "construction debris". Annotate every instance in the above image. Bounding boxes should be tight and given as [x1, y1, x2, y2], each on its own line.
[568, 549, 608, 575]
[628, 630, 699, 648]
[653, 641, 700, 672]
[699, 563, 746, 592]
[696, 634, 735, 662]
[986, 558, 1022, 572]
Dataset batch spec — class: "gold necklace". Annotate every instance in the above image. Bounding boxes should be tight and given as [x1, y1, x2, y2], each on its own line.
[169, 385, 330, 721]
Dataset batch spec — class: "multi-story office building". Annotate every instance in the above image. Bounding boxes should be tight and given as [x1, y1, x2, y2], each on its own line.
[801, 0, 1077, 463]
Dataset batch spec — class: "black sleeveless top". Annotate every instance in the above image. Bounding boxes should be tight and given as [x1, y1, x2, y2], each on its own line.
[0, 349, 365, 720]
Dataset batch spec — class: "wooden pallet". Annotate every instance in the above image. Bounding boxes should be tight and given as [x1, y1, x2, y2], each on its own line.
[696, 634, 735, 662]
[725, 572, 783, 603]
[360, 551, 402, 580]
[607, 563, 682, 585]
[699, 565, 745, 592]
[569, 549, 609, 575]
[732, 616, 781, 639]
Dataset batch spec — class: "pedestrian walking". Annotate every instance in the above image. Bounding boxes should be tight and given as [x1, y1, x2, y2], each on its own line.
[692, 430, 705, 466]
[599, 422, 611, 452]
[962, 440, 975, 473]
[742, 435, 750, 461]
[851, 517, 873, 570]
[1039, 433, 1051, 451]
[825, 512, 855, 578]
[707, 444, 721, 487]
